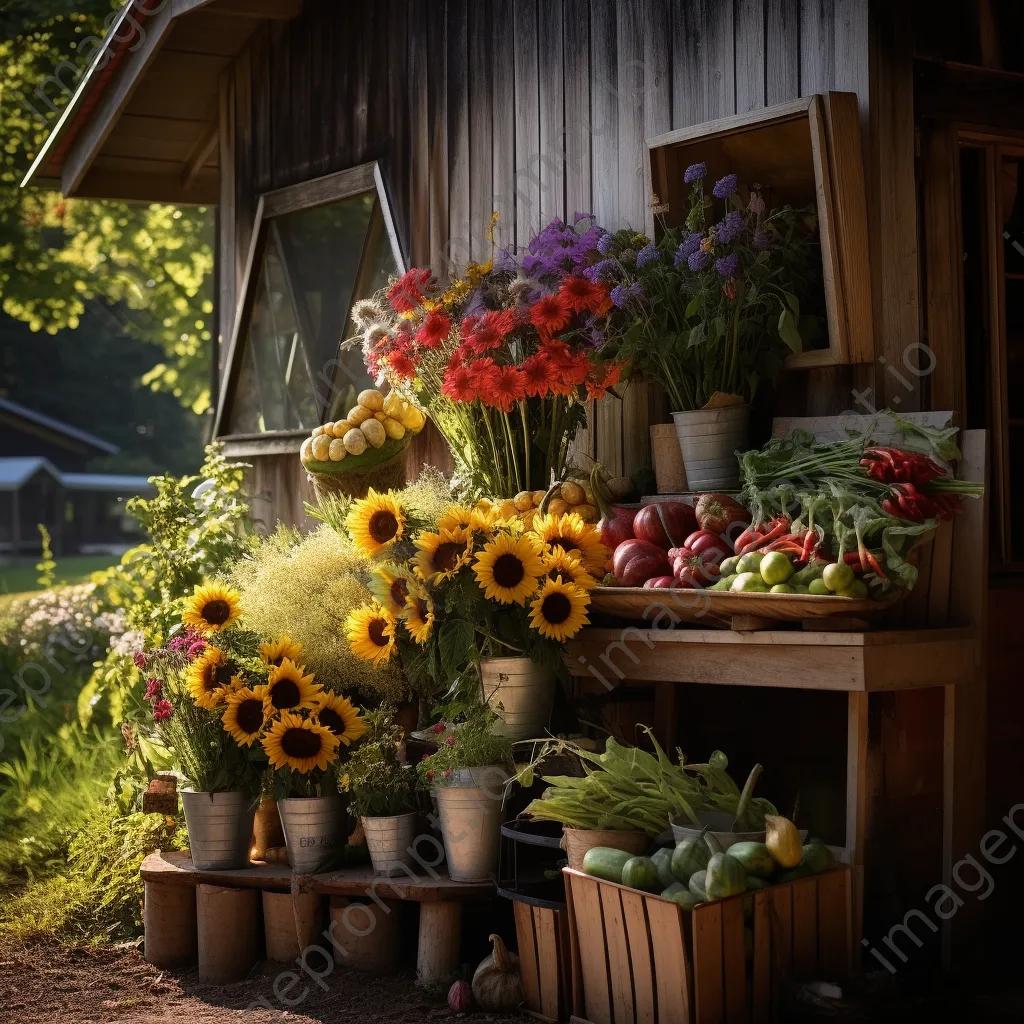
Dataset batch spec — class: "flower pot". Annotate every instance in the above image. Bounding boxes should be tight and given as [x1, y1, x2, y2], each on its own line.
[480, 656, 555, 740]
[181, 790, 256, 870]
[361, 812, 418, 876]
[433, 766, 509, 882]
[670, 810, 807, 851]
[278, 795, 346, 873]
[560, 826, 649, 870]
[672, 404, 750, 491]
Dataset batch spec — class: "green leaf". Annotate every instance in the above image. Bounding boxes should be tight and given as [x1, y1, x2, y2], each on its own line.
[684, 295, 702, 318]
[687, 322, 706, 348]
[438, 619, 475, 681]
[777, 308, 803, 353]
[782, 290, 800, 317]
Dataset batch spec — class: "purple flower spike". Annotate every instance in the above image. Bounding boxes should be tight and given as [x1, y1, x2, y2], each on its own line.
[713, 174, 739, 199]
[635, 243, 660, 268]
[714, 210, 744, 244]
[596, 232, 614, 255]
[715, 252, 740, 278]
[687, 250, 712, 272]
[753, 229, 771, 252]
[684, 162, 707, 184]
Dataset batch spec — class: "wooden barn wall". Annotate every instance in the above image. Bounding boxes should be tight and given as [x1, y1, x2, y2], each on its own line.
[219, 0, 882, 531]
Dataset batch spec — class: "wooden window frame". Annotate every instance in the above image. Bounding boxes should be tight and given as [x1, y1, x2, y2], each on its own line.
[212, 162, 406, 456]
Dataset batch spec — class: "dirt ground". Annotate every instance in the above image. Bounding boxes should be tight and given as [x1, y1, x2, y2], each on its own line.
[0, 938, 525, 1024]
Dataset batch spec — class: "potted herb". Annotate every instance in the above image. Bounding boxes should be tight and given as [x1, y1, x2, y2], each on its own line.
[604, 165, 823, 489]
[343, 705, 419, 876]
[417, 704, 513, 882]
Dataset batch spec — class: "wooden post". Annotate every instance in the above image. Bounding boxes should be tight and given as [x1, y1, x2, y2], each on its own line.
[416, 900, 461, 985]
[263, 891, 324, 962]
[197, 884, 261, 983]
[143, 881, 197, 968]
[328, 896, 401, 973]
[846, 691, 868, 965]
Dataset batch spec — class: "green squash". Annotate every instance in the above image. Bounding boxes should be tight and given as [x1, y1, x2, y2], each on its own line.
[704, 832, 748, 900]
[687, 869, 708, 902]
[621, 856, 663, 894]
[800, 843, 836, 874]
[745, 875, 771, 891]
[651, 847, 676, 889]
[581, 847, 634, 884]
[670, 827, 711, 883]
[661, 883, 697, 910]
[776, 864, 814, 884]
[727, 842, 776, 879]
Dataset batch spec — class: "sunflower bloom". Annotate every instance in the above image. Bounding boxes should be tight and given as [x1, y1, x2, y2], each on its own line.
[412, 527, 472, 584]
[345, 603, 397, 667]
[542, 548, 598, 591]
[312, 691, 368, 746]
[436, 504, 474, 532]
[530, 512, 608, 574]
[369, 564, 421, 618]
[186, 647, 240, 710]
[474, 532, 545, 605]
[259, 636, 303, 668]
[182, 583, 242, 634]
[347, 488, 407, 556]
[262, 713, 341, 773]
[264, 658, 322, 714]
[529, 578, 589, 640]
[222, 684, 270, 747]
[404, 592, 436, 644]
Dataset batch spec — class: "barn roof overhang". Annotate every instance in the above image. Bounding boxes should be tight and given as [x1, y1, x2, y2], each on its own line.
[20, 0, 303, 204]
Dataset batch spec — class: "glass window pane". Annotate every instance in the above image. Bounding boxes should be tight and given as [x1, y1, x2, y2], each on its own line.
[226, 187, 399, 435]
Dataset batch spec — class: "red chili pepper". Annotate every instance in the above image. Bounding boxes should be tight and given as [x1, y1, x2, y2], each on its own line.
[865, 549, 887, 579]
[738, 517, 789, 554]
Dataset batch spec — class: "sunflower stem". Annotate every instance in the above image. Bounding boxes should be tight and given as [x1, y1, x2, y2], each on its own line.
[519, 400, 532, 491]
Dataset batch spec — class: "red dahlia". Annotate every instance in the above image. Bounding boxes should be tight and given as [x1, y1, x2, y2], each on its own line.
[586, 360, 624, 400]
[467, 357, 500, 396]
[529, 292, 573, 336]
[388, 352, 417, 380]
[559, 276, 610, 314]
[416, 310, 451, 348]
[485, 366, 526, 412]
[441, 365, 476, 402]
[519, 353, 555, 398]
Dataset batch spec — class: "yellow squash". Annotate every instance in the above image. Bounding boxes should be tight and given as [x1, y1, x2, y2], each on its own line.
[764, 815, 802, 868]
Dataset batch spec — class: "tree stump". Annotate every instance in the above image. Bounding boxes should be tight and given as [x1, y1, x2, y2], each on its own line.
[416, 900, 461, 985]
[144, 881, 197, 968]
[263, 891, 324, 961]
[197, 884, 260, 983]
[328, 896, 401, 973]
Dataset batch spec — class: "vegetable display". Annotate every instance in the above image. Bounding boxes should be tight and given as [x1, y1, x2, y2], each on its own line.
[472, 934, 524, 1012]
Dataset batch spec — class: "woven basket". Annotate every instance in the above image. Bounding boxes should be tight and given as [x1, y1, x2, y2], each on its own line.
[309, 448, 407, 502]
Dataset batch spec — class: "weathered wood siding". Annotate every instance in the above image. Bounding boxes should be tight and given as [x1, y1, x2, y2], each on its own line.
[219, 0, 874, 507]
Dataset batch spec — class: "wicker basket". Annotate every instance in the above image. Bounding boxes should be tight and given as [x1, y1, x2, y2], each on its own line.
[309, 448, 407, 502]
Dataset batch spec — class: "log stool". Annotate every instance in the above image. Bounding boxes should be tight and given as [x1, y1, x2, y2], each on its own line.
[197, 884, 261, 983]
[143, 880, 197, 968]
[263, 891, 324, 962]
[416, 900, 461, 985]
[328, 896, 401, 973]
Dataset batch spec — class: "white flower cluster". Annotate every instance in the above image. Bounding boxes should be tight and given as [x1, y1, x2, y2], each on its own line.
[5, 583, 113, 664]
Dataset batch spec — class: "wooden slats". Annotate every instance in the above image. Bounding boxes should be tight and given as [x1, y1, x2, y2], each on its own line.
[599, 884, 634, 1024]
[720, 897, 748, 1024]
[791, 878, 818, 976]
[535, 906, 563, 1022]
[692, 900, 724, 1024]
[766, 884, 792, 1019]
[620, 890, 656, 1024]
[569, 875, 612, 1024]
[514, 901, 542, 1012]
[751, 892, 771, 1024]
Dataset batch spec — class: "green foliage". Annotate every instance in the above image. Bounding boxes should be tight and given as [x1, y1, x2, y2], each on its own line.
[344, 705, 417, 818]
[418, 703, 513, 785]
[35, 524, 55, 588]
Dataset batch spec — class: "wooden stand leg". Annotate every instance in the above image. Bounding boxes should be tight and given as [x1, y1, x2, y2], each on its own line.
[144, 880, 197, 968]
[416, 900, 461, 985]
[197, 884, 261, 983]
[328, 896, 402, 973]
[846, 692, 868, 968]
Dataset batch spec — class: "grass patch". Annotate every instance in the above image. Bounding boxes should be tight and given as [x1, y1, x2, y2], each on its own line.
[0, 554, 119, 595]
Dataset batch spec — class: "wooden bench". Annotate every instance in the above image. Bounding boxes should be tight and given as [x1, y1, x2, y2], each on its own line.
[141, 849, 493, 984]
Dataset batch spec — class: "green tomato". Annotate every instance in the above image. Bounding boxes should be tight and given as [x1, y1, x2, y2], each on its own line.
[770, 583, 795, 594]
[709, 574, 738, 592]
[807, 578, 831, 595]
[732, 571, 769, 593]
[719, 555, 740, 577]
[837, 580, 869, 599]
[736, 551, 765, 574]
[821, 562, 854, 592]
[759, 551, 794, 585]
[792, 584, 811, 594]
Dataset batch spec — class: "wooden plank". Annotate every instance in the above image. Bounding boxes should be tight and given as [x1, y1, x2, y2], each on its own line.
[751, 891, 771, 1024]
[692, 901, 725, 1024]
[557, 908, 574, 1022]
[408, 0, 431, 266]
[815, 869, 850, 979]
[513, 0, 541, 245]
[797, 0, 835, 94]
[217, 69, 236, 370]
[620, 890, 656, 1024]
[671, 0, 735, 128]
[564, 874, 586, 1021]
[568, 875, 612, 1024]
[925, 518, 955, 627]
[765, 0, 799, 104]
[790, 878, 818, 978]
[570, 625, 975, 648]
[846, 691, 868, 962]
[447, 0, 471, 268]
[426, 0, 449, 270]
[515, 901, 542, 1013]
[734, 0, 766, 114]
[644, 897, 690, 1024]
[490, 0, 516, 252]
[537, 0, 564, 224]
[535, 906, 563, 1022]
[766, 884, 792, 1019]
[720, 897, 748, 1024]
[598, 884, 634, 1024]
[467, 0, 494, 264]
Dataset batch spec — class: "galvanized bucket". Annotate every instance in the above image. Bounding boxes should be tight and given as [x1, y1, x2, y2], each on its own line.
[672, 404, 750, 491]
[361, 812, 418, 876]
[278, 795, 345, 873]
[670, 810, 808, 851]
[434, 766, 509, 882]
[480, 657, 555, 740]
[181, 790, 256, 870]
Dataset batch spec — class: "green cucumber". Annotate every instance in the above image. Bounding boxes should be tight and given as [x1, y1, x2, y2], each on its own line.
[581, 847, 634, 884]
[621, 856, 663, 894]
[800, 843, 836, 874]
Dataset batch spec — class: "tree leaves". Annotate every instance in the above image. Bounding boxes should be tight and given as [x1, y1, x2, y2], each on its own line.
[777, 308, 803, 353]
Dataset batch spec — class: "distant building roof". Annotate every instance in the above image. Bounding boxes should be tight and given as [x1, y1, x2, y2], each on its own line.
[0, 456, 62, 490]
[0, 398, 119, 455]
[62, 472, 155, 493]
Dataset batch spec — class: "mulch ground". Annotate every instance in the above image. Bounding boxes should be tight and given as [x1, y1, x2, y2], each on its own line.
[0, 938, 525, 1024]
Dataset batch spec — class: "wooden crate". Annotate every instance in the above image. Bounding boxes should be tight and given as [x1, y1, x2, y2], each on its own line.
[564, 866, 852, 1024]
[513, 900, 573, 1022]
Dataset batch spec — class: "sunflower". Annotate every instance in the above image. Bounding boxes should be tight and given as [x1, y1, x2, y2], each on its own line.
[264, 658, 322, 714]
[542, 548, 598, 591]
[530, 512, 608, 574]
[259, 636, 303, 668]
[186, 647, 240, 709]
[369, 564, 421, 617]
[412, 527, 473, 584]
[222, 684, 270, 747]
[436, 504, 474, 532]
[529, 578, 589, 640]
[312, 691, 368, 746]
[345, 602, 397, 667]
[262, 713, 341, 773]
[403, 591, 436, 644]
[347, 488, 407, 556]
[182, 583, 242, 634]
[473, 532, 545, 605]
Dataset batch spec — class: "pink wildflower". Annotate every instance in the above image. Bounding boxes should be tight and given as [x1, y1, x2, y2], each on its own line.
[445, 735, 456, 746]
[133, 652, 148, 670]
[431, 722, 446, 735]
[144, 678, 162, 701]
[152, 699, 174, 722]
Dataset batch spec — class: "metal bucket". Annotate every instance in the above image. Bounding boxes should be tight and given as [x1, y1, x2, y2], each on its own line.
[480, 657, 555, 740]
[361, 812, 418, 876]
[278, 795, 345, 873]
[433, 766, 509, 882]
[670, 810, 807, 850]
[672, 404, 750, 491]
[181, 790, 256, 870]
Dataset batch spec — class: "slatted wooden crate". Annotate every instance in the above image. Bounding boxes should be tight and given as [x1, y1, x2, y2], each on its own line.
[563, 865, 852, 1024]
[513, 900, 574, 1021]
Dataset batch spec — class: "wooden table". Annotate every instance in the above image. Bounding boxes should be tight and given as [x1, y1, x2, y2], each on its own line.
[141, 850, 493, 984]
